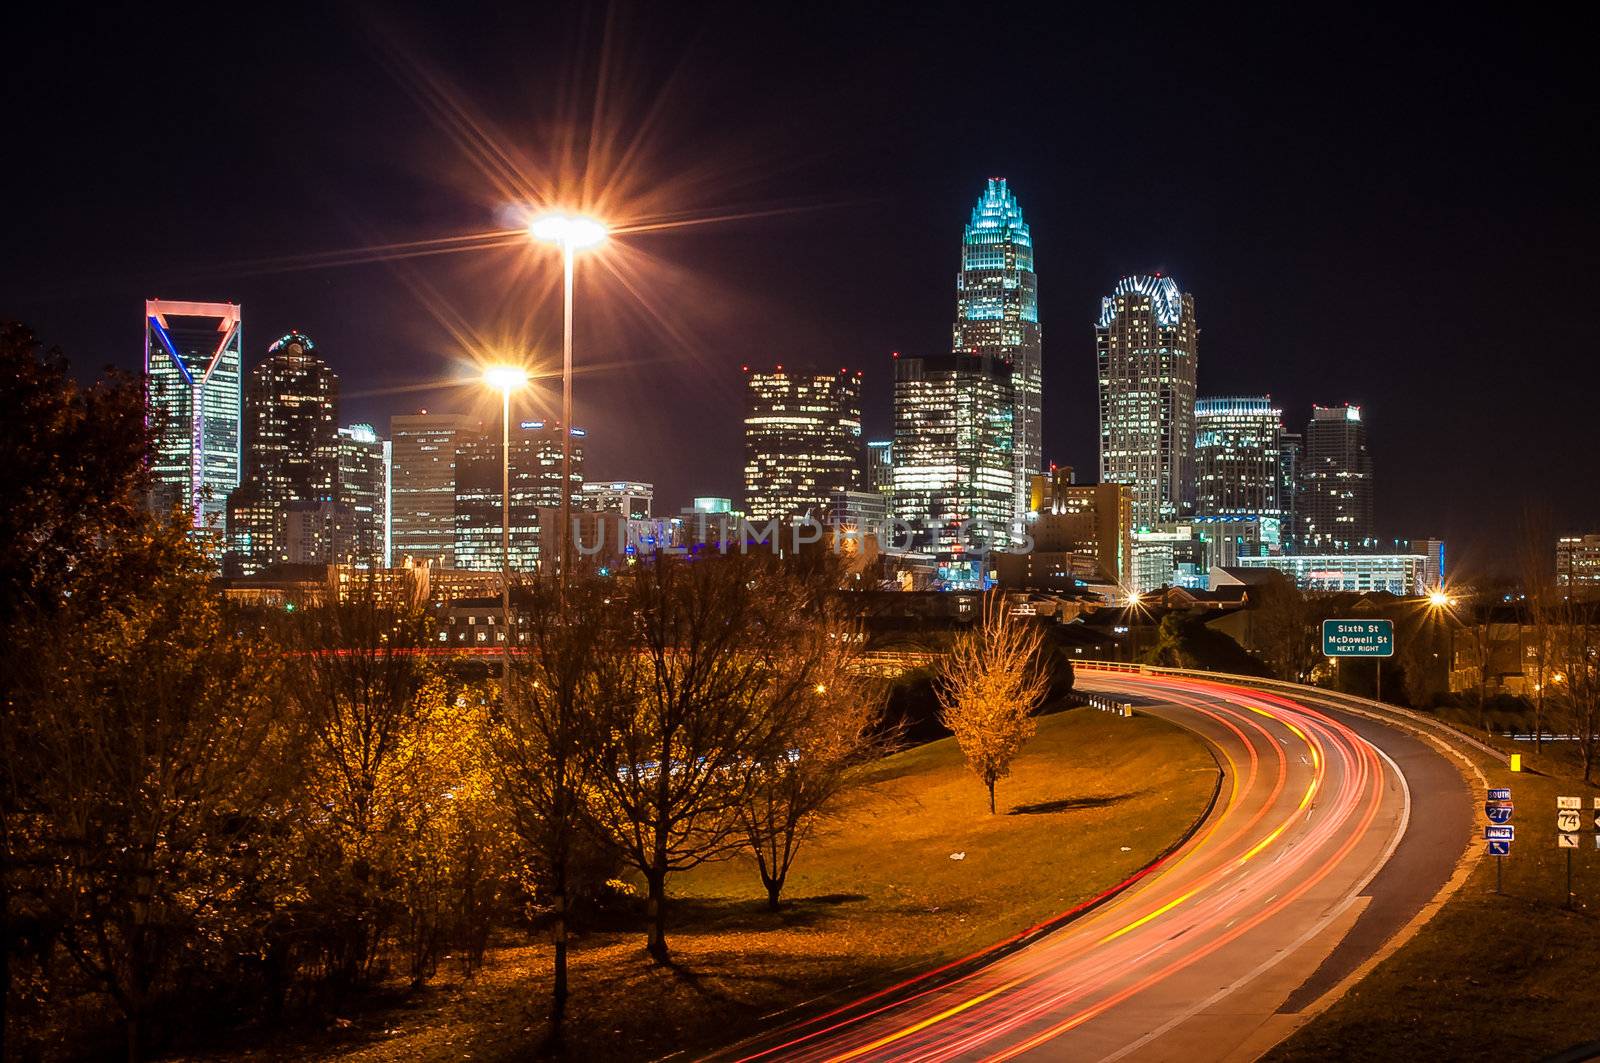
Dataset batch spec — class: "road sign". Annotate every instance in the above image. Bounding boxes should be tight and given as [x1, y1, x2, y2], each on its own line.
[1488, 788, 1512, 801]
[1485, 825, 1515, 841]
[1558, 796, 1582, 810]
[1488, 840, 1510, 856]
[1559, 810, 1583, 832]
[1486, 804, 1514, 824]
[1595, 810, 1600, 831]
[1559, 834, 1580, 849]
[1322, 619, 1395, 658]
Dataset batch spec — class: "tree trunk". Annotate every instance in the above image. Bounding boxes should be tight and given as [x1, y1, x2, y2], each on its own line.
[645, 870, 668, 962]
[551, 888, 568, 1026]
[987, 778, 996, 815]
[766, 876, 783, 911]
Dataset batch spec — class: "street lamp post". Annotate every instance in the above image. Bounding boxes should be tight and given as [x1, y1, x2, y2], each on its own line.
[483, 365, 528, 682]
[528, 212, 607, 595]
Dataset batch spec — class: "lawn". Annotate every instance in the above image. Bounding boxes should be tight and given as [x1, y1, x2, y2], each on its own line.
[1267, 736, 1600, 1062]
[211, 706, 1218, 1062]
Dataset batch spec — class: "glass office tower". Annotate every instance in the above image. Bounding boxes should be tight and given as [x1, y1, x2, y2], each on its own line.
[144, 299, 243, 534]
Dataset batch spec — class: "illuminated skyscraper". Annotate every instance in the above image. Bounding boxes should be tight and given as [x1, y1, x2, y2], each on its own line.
[742, 366, 863, 523]
[144, 299, 243, 533]
[953, 178, 1040, 526]
[864, 440, 893, 497]
[1300, 404, 1374, 552]
[389, 412, 475, 567]
[1096, 275, 1199, 529]
[892, 352, 1014, 585]
[1194, 397, 1283, 517]
[224, 331, 339, 574]
[336, 424, 390, 568]
[453, 421, 585, 572]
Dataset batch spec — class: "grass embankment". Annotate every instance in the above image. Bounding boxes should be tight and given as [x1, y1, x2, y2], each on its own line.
[220, 707, 1217, 1062]
[1269, 736, 1600, 1062]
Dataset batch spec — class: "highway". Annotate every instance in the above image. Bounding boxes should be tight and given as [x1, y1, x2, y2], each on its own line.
[717, 668, 1471, 1063]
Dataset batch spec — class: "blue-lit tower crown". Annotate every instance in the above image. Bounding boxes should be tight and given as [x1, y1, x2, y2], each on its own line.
[953, 178, 1041, 530]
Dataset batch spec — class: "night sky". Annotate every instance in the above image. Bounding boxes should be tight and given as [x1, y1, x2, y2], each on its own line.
[4, 4, 1594, 571]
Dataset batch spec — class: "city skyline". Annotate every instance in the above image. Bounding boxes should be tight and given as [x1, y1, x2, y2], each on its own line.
[5, 5, 1596, 569]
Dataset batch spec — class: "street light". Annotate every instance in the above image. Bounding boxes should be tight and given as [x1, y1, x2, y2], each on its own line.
[527, 210, 608, 594]
[483, 363, 529, 681]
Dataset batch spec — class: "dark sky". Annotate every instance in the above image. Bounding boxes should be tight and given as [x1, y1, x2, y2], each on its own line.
[4, 3, 1594, 569]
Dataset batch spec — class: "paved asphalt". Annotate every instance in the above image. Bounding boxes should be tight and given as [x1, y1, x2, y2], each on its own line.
[712, 669, 1472, 1063]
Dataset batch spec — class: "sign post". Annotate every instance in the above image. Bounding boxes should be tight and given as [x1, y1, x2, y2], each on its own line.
[1486, 787, 1513, 893]
[1559, 796, 1581, 908]
[1322, 620, 1395, 701]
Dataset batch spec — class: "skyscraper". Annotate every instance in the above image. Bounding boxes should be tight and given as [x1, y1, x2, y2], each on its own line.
[892, 352, 1014, 584]
[1279, 430, 1303, 551]
[1096, 274, 1199, 529]
[336, 424, 390, 568]
[1194, 397, 1284, 518]
[953, 178, 1040, 526]
[863, 440, 893, 497]
[742, 366, 863, 523]
[225, 331, 339, 574]
[1300, 404, 1374, 552]
[453, 421, 585, 572]
[389, 412, 475, 568]
[144, 299, 243, 533]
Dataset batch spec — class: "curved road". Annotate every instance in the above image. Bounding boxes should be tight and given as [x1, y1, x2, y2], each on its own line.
[716, 669, 1471, 1063]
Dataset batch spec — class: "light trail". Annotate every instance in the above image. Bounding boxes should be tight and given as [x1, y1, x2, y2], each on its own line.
[719, 669, 1411, 1063]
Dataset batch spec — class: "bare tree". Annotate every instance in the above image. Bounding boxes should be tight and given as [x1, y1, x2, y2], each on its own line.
[1519, 507, 1558, 750]
[584, 554, 810, 962]
[936, 593, 1051, 814]
[739, 610, 886, 910]
[487, 575, 614, 1027]
[1550, 597, 1600, 783]
[1252, 572, 1323, 682]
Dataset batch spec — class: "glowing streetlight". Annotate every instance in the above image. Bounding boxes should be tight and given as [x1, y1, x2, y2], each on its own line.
[527, 210, 608, 592]
[482, 363, 531, 679]
[1427, 588, 1453, 608]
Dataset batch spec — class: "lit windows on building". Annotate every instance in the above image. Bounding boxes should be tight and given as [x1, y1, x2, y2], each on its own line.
[453, 421, 585, 573]
[742, 366, 863, 524]
[336, 424, 389, 569]
[1096, 275, 1198, 530]
[892, 352, 1014, 586]
[1194, 397, 1283, 521]
[1299, 404, 1374, 553]
[389, 412, 475, 568]
[1236, 552, 1428, 595]
[580, 480, 654, 520]
[1557, 534, 1600, 592]
[953, 179, 1041, 526]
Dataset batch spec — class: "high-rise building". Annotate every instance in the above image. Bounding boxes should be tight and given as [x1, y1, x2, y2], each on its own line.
[1557, 534, 1600, 593]
[1014, 469, 1134, 589]
[581, 480, 653, 519]
[1096, 275, 1199, 531]
[953, 178, 1040, 526]
[892, 352, 1014, 584]
[453, 421, 584, 572]
[1194, 397, 1283, 518]
[742, 366, 863, 523]
[226, 331, 339, 574]
[389, 412, 475, 568]
[1279, 430, 1303, 550]
[144, 299, 243, 533]
[337, 424, 390, 568]
[1300, 404, 1374, 552]
[864, 440, 894, 498]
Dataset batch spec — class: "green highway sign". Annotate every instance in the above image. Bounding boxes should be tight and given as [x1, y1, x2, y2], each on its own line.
[1322, 619, 1394, 658]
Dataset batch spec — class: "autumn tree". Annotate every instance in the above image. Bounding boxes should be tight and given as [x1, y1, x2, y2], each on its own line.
[936, 593, 1051, 814]
[2, 521, 292, 1060]
[487, 575, 616, 1026]
[739, 600, 885, 910]
[585, 553, 811, 961]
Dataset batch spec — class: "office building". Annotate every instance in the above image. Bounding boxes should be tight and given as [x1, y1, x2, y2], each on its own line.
[1280, 431, 1303, 550]
[953, 178, 1041, 525]
[1300, 404, 1374, 552]
[282, 499, 357, 567]
[864, 440, 894, 497]
[892, 352, 1014, 585]
[1557, 534, 1600, 592]
[453, 420, 584, 572]
[1019, 469, 1134, 589]
[1235, 552, 1427, 595]
[225, 331, 339, 574]
[1194, 397, 1283, 519]
[389, 412, 475, 567]
[1096, 275, 1198, 530]
[337, 424, 390, 568]
[144, 299, 243, 533]
[743, 366, 863, 523]
[581, 480, 653, 519]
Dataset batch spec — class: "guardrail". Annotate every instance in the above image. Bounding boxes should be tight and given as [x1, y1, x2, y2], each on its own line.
[1082, 692, 1135, 718]
[1072, 659, 1511, 767]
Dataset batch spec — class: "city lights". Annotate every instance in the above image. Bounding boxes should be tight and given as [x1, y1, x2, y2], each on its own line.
[482, 364, 529, 393]
[527, 211, 609, 250]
